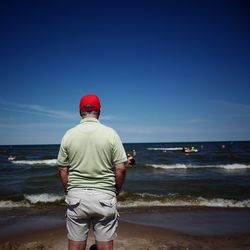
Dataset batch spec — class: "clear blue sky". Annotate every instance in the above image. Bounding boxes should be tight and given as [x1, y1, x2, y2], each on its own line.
[0, 0, 249, 145]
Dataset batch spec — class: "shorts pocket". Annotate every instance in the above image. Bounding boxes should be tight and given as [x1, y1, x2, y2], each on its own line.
[99, 197, 117, 208]
[65, 197, 81, 212]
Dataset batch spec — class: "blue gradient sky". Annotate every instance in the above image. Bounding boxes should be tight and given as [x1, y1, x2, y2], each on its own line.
[0, 0, 250, 145]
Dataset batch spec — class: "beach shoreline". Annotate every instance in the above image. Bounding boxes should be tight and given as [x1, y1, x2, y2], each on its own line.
[1, 206, 250, 249]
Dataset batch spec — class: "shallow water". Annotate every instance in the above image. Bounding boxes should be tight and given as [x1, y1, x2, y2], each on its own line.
[120, 208, 250, 235]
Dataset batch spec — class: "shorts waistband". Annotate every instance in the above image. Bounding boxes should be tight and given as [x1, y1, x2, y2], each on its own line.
[68, 188, 116, 196]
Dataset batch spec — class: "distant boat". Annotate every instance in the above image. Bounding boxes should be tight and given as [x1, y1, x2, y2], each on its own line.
[8, 155, 16, 161]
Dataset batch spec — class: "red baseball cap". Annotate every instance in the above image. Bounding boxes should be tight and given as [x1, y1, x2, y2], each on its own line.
[79, 94, 101, 111]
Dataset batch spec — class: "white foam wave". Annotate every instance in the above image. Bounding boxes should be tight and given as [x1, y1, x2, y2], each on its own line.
[146, 163, 250, 170]
[1, 195, 250, 208]
[24, 193, 63, 204]
[118, 197, 250, 208]
[219, 163, 250, 170]
[148, 164, 189, 169]
[0, 200, 30, 208]
[12, 159, 57, 166]
[147, 147, 183, 151]
[0, 194, 63, 208]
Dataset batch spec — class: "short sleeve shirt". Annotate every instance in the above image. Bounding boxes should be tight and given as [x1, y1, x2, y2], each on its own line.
[57, 118, 127, 193]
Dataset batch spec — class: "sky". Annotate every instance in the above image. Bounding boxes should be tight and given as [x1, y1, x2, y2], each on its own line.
[0, 0, 250, 145]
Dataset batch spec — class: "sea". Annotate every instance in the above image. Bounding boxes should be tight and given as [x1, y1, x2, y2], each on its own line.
[0, 141, 250, 209]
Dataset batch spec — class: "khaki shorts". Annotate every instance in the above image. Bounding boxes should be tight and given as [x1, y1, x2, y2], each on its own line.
[65, 189, 118, 242]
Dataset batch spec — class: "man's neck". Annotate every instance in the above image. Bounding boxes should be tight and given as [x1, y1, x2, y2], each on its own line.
[82, 114, 99, 119]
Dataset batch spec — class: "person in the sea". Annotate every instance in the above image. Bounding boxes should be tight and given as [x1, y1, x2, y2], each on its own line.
[127, 149, 136, 166]
[57, 94, 127, 250]
[8, 155, 16, 161]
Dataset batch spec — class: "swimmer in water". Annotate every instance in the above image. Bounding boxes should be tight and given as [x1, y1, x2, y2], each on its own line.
[127, 149, 136, 166]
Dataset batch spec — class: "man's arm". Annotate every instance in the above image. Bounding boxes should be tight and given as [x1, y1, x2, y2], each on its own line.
[58, 166, 69, 193]
[115, 162, 126, 195]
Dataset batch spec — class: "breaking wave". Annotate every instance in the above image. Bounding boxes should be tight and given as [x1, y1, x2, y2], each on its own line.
[0, 193, 64, 208]
[11, 159, 57, 166]
[146, 163, 250, 170]
[24, 194, 63, 204]
[147, 147, 183, 151]
[0, 192, 250, 208]
[118, 193, 250, 208]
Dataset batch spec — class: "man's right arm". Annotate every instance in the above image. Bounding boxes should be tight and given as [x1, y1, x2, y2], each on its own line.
[115, 162, 126, 195]
[58, 166, 69, 194]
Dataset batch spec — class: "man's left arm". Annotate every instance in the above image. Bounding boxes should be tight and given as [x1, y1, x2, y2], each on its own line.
[58, 166, 69, 193]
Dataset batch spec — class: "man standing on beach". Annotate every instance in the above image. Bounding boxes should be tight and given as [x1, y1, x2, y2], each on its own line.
[57, 94, 127, 250]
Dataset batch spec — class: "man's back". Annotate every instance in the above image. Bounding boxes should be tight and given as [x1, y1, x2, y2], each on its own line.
[58, 117, 127, 193]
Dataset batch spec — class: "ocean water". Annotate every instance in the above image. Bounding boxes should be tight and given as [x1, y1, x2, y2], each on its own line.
[0, 141, 250, 208]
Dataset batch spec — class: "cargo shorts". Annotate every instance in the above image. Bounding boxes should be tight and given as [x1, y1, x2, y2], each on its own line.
[65, 189, 118, 242]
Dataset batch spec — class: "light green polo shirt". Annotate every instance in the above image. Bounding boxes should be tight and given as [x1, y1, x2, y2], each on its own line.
[57, 117, 127, 193]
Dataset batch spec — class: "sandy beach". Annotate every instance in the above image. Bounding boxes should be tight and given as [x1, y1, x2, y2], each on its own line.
[1, 220, 250, 250]
[0, 207, 250, 250]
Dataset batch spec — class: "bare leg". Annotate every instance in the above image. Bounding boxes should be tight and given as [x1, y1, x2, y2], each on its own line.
[96, 240, 113, 250]
[68, 239, 87, 250]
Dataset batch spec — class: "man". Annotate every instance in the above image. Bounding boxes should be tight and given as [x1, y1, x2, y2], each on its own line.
[57, 94, 127, 250]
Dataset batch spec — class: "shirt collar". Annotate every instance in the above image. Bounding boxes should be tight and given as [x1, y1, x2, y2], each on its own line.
[80, 117, 100, 124]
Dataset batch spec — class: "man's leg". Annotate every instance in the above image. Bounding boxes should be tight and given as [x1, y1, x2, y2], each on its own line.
[96, 240, 113, 250]
[68, 239, 87, 250]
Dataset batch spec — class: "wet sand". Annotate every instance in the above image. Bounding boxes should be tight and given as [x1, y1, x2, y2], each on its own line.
[0, 207, 250, 250]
